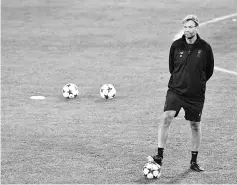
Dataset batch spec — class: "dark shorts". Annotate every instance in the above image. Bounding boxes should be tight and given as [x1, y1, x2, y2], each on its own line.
[164, 90, 204, 122]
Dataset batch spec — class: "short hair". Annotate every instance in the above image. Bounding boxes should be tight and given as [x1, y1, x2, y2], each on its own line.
[182, 14, 199, 26]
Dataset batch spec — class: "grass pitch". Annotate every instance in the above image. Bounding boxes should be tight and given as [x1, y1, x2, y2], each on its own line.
[1, 0, 237, 183]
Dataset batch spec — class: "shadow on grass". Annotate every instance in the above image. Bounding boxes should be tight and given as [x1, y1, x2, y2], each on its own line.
[134, 176, 159, 184]
[134, 169, 192, 184]
[94, 96, 123, 103]
[164, 169, 192, 184]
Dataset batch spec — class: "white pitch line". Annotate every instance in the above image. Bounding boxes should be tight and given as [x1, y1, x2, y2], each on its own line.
[200, 13, 237, 26]
[30, 96, 46, 100]
[214, 66, 237, 75]
[173, 13, 237, 76]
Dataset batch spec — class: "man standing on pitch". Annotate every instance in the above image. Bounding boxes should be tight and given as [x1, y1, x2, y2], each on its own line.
[149, 15, 214, 172]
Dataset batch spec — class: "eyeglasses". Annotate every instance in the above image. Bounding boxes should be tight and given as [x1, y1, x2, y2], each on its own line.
[183, 26, 197, 29]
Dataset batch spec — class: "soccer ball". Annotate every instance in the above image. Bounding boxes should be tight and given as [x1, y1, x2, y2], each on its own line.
[62, 83, 79, 99]
[143, 162, 161, 179]
[100, 84, 116, 99]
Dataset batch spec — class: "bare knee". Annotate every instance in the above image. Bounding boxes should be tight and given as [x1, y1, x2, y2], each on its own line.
[190, 121, 201, 132]
[162, 111, 176, 127]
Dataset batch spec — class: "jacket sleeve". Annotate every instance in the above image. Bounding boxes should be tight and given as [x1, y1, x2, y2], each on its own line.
[169, 44, 175, 74]
[206, 45, 214, 81]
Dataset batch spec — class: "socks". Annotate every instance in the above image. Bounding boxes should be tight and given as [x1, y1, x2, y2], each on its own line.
[191, 151, 198, 163]
[157, 149, 198, 162]
[158, 148, 164, 159]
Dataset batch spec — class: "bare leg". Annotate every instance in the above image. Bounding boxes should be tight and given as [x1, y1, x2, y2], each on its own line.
[189, 121, 201, 151]
[158, 111, 176, 148]
[148, 110, 177, 165]
[189, 121, 204, 171]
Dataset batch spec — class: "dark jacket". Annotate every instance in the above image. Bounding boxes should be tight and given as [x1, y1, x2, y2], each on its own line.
[168, 34, 214, 101]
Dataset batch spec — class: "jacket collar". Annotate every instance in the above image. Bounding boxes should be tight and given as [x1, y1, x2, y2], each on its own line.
[181, 33, 201, 45]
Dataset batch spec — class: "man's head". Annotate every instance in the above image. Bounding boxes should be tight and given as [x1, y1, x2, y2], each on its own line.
[182, 14, 199, 40]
